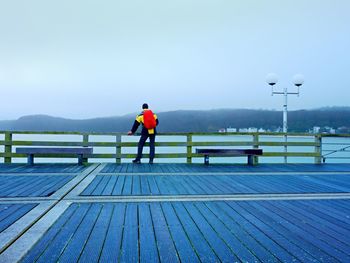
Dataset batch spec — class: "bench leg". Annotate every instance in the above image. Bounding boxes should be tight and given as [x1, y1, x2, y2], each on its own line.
[204, 155, 209, 165]
[78, 154, 83, 165]
[247, 155, 254, 165]
[28, 154, 34, 165]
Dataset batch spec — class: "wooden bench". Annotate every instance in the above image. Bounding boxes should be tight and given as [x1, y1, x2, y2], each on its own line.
[196, 148, 263, 165]
[16, 147, 93, 165]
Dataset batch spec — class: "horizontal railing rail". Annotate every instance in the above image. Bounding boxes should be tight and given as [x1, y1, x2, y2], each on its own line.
[0, 130, 348, 164]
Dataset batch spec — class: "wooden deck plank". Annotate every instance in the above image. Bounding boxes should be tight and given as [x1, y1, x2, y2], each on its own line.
[139, 203, 160, 263]
[224, 201, 296, 262]
[132, 175, 141, 195]
[150, 203, 179, 263]
[20, 204, 79, 263]
[147, 176, 161, 195]
[111, 175, 125, 195]
[18, 200, 350, 263]
[120, 203, 138, 263]
[101, 176, 118, 195]
[172, 203, 218, 262]
[91, 176, 110, 196]
[140, 176, 151, 195]
[57, 204, 102, 262]
[245, 201, 336, 262]
[0, 204, 36, 233]
[78, 203, 114, 263]
[297, 200, 350, 231]
[98, 204, 126, 262]
[260, 201, 349, 262]
[282, 201, 350, 240]
[81, 176, 104, 196]
[269, 201, 350, 257]
[183, 202, 239, 262]
[34, 204, 91, 263]
[121, 176, 132, 195]
[195, 202, 260, 262]
[0, 205, 23, 223]
[206, 202, 280, 262]
[161, 203, 200, 263]
[236, 201, 320, 262]
[3, 163, 350, 262]
[0, 176, 72, 197]
[80, 172, 350, 197]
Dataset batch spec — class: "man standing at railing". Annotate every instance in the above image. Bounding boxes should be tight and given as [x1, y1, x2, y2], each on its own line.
[127, 103, 159, 164]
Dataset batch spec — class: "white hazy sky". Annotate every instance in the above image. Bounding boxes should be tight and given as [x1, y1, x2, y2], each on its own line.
[0, 0, 349, 119]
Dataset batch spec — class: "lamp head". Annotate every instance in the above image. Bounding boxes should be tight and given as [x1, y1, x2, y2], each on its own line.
[266, 73, 278, 86]
[293, 74, 304, 87]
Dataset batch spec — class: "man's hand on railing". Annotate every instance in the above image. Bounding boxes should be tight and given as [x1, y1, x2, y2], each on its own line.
[127, 131, 133, 136]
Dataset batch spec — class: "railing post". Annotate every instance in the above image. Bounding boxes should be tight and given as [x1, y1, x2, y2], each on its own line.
[116, 134, 121, 164]
[315, 134, 322, 164]
[4, 132, 12, 164]
[187, 134, 192, 164]
[82, 134, 89, 164]
[253, 133, 259, 165]
[284, 133, 288, 164]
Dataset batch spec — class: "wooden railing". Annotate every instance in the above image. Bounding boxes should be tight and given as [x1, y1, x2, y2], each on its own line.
[0, 131, 348, 164]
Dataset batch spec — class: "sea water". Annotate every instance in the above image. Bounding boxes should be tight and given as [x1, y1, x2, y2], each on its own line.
[2, 133, 350, 164]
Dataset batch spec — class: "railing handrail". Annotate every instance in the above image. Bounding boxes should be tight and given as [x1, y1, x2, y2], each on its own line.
[1, 130, 349, 164]
[0, 130, 318, 136]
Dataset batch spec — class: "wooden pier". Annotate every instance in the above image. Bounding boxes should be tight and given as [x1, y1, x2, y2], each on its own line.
[0, 163, 350, 262]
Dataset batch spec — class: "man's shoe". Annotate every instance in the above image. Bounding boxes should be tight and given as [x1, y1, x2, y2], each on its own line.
[149, 159, 154, 164]
[132, 159, 141, 164]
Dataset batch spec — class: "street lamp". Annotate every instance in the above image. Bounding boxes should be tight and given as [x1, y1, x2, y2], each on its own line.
[266, 73, 304, 163]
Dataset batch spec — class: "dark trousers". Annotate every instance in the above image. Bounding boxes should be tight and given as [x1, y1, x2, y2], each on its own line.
[136, 133, 155, 160]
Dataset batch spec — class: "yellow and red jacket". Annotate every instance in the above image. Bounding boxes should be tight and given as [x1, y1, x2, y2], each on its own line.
[130, 110, 159, 135]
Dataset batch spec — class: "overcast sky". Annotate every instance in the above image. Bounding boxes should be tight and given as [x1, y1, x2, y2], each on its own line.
[0, 0, 349, 120]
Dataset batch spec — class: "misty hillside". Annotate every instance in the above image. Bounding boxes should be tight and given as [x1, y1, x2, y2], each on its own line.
[0, 108, 350, 133]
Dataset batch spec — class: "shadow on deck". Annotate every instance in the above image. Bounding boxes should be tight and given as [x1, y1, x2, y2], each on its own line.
[0, 163, 350, 262]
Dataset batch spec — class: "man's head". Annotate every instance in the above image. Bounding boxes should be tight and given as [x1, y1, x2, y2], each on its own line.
[142, 103, 149, 109]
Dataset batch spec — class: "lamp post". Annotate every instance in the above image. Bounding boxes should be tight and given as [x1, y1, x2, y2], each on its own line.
[266, 73, 304, 163]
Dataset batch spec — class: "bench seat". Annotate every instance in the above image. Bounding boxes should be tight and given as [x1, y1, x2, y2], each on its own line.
[16, 147, 93, 165]
[196, 148, 263, 165]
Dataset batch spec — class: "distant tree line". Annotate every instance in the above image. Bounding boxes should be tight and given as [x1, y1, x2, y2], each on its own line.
[0, 107, 350, 133]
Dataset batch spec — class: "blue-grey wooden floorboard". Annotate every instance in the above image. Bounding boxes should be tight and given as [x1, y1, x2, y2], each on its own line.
[77, 203, 113, 263]
[194, 202, 260, 262]
[279, 201, 350, 244]
[0, 204, 37, 233]
[205, 202, 278, 262]
[0, 175, 73, 197]
[150, 203, 179, 263]
[139, 203, 160, 263]
[120, 203, 138, 263]
[111, 175, 125, 195]
[56, 204, 102, 263]
[236, 201, 320, 262]
[98, 204, 126, 262]
[34, 204, 91, 263]
[243, 201, 335, 262]
[21, 200, 350, 263]
[171, 203, 218, 262]
[100, 163, 350, 173]
[101, 176, 118, 195]
[259, 201, 349, 262]
[0, 164, 87, 173]
[183, 202, 239, 262]
[161, 203, 201, 263]
[296, 201, 350, 231]
[223, 202, 296, 262]
[20, 204, 79, 263]
[81, 173, 350, 196]
[266, 201, 350, 261]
